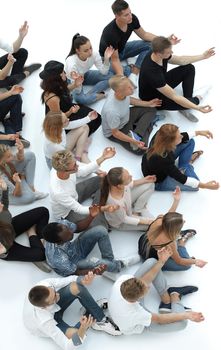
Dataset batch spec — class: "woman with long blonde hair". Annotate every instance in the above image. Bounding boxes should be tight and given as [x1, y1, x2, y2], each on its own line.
[141, 123, 219, 191]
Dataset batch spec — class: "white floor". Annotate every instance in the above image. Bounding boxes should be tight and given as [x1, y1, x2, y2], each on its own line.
[0, 1, 220, 349]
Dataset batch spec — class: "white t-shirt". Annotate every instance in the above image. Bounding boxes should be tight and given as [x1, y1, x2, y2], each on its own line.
[101, 90, 130, 137]
[23, 276, 83, 350]
[109, 274, 152, 335]
[49, 161, 99, 220]
[65, 51, 109, 80]
[104, 181, 140, 227]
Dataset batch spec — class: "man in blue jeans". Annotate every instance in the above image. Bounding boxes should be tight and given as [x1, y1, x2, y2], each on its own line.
[99, 0, 180, 77]
[42, 205, 125, 276]
[23, 272, 121, 350]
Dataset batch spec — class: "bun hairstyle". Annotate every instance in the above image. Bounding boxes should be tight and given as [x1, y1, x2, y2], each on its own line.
[66, 33, 89, 58]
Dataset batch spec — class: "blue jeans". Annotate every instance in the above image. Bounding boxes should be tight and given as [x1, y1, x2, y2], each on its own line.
[72, 69, 113, 105]
[119, 40, 152, 69]
[155, 139, 199, 191]
[162, 245, 191, 271]
[54, 282, 104, 334]
[75, 225, 121, 272]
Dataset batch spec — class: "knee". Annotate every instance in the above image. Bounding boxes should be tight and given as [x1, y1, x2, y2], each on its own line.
[25, 151, 36, 162]
[96, 225, 108, 237]
[82, 124, 89, 133]
[70, 281, 80, 295]
[38, 207, 50, 220]
[16, 48, 28, 60]
[189, 138, 195, 147]
[186, 64, 195, 75]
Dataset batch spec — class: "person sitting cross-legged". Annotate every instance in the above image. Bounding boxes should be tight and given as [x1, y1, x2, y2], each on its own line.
[108, 247, 204, 335]
[23, 272, 121, 350]
[42, 204, 127, 277]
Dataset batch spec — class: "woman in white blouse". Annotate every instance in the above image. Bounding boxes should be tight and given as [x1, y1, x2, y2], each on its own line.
[65, 33, 114, 105]
[100, 167, 156, 232]
[43, 110, 98, 169]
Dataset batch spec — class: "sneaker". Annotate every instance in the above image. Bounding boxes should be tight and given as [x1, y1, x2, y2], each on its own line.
[33, 261, 52, 273]
[24, 63, 42, 75]
[168, 285, 198, 298]
[18, 135, 30, 148]
[80, 298, 108, 316]
[119, 253, 141, 268]
[159, 301, 171, 313]
[92, 317, 122, 336]
[102, 270, 119, 282]
[128, 130, 142, 151]
[180, 110, 199, 122]
[34, 191, 49, 200]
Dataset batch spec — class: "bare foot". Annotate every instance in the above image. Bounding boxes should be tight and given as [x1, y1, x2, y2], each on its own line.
[190, 150, 203, 164]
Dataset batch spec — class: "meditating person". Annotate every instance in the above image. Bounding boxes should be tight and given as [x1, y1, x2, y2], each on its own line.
[138, 211, 207, 272]
[0, 139, 48, 204]
[65, 33, 114, 105]
[40, 60, 101, 135]
[141, 124, 219, 191]
[43, 110, 98, 169]
[0, 177, 50, 272]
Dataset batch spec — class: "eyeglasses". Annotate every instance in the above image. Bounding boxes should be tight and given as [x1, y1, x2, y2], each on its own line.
[151, 240, 174, 250]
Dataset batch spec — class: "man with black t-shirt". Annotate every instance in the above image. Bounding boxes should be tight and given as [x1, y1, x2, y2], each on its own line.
[99, 0, 179, 77]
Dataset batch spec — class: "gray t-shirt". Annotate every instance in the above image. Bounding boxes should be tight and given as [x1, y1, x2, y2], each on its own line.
[101, 90, 130, 137]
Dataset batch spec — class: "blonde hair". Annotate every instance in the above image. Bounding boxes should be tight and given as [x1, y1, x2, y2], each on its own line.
[43, 111, 63, 143]
[0, 144, 10, 162]
[52, 150, 74, 171]
[120, 278, 147, 302]
[109, 75, 133, 91]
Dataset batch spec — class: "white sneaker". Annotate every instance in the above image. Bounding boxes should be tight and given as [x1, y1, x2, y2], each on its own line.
[34, 191, 49, 200]
[102, 271, 119, 282]
[119, 253, 141, 268]
[92, 317, 121, 336]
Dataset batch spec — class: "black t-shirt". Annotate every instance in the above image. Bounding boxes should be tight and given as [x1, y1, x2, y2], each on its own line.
[139, 52, 170, 101]
[99, 14, 140, 56]
[141, 132, 189, 184]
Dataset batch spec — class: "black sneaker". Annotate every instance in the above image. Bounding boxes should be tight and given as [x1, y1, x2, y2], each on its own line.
[159, 301, 171, 313]
[168, 286, 198, 298]
[24, 63, 42, 75]
[19, 135, 30, 148]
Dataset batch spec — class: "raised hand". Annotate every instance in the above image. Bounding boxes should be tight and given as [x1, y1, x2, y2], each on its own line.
[196, 130, 213, 139]
[19, 21, 29, 38]
[203, 47, 215, 59]
[168, 34, 181, 45]
[157, 246, 173, 264]
[102, 147, 116, 159]
[104, 45, 115, 60]
[172, 186, 181, 201]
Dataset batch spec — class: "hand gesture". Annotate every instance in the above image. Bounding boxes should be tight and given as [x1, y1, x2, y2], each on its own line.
[143, 175, 156, 183]
[104, 45, 115, 60]
[168, 34, 181, 45]
[157, 246, 173, 264]
[79, 315, 95, 331]
[102, 147, 116, 159]
[5, 134, 17, 141]
[19, 21, 29, 39]
[0, 177, 7, 191]
[101, 204, 120, 213]
[187, 311, 205, 323]
[195, 259, 208, 268]
[203, 47, 215, 59]
[81, 271, 96, 285]
[203, 180, 219, 190]
[197, 130, 213, 139]
[12, 173, 21, 183]
[147, 98, 162, 108]
[71, 71, 84, 86]
[136, 141, 148, 150]
[7, 54, 16, 64]
[172, 186, 181, 201]
[89, 204, 101, 217]
[198, 105, 212, 113]
[10, 85, 24, 95]
[88, 111, 98, 120]
[15, 137, 24, 151]
[69, 105, 80, 114]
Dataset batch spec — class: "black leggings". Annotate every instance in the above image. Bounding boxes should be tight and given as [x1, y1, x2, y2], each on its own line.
[0, 48, 28, 88]
[3, 207, 49, 262]
[68, 104, 101, 136]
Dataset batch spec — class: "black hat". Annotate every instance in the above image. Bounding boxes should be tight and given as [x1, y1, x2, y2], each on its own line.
[39, 60, 64, 79]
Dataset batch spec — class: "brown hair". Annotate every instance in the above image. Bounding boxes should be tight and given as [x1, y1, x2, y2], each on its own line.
[148, 212, 184, 246]
[100, 167, 124, 206]
[112, 0, 129, 14]
[152, 36, 172, 54]
[43, 111, 63, 143]
[147, 124, 179, 159]
[28, 285, 50, 307]
[120, 278, 147, 302]
[0, 144, 10, 162]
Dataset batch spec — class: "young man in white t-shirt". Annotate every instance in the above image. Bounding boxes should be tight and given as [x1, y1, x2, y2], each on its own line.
[109, 247, 204, 335]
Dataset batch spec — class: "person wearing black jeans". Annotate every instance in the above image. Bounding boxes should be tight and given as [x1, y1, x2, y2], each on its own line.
[0, 183, 49, 263]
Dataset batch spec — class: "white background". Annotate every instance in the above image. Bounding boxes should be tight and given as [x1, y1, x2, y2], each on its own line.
[0, 1, 220, 349]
